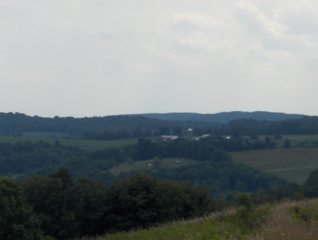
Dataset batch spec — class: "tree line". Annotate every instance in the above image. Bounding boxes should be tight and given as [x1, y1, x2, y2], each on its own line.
[2, 112, 318, 141]
[0, 170, 213, 240]
[2, 167, 317, 240]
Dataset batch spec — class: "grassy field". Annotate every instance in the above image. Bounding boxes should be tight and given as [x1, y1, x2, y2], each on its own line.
[232, 148, 318, 184]
[110, 158, 197, 176]
[0, 136, 136, 152]
[84, 199, 318, 240]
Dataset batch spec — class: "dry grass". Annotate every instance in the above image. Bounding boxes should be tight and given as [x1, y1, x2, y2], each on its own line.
[248, 200, 318, 240]
[80, 199, 318, 240]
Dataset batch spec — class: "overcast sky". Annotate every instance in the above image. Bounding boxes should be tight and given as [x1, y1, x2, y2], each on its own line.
[0, 0, 317, 117]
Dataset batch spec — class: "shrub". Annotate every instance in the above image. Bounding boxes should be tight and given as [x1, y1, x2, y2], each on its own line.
[237, 194, 269, 231]
[291, 204, 318, 226]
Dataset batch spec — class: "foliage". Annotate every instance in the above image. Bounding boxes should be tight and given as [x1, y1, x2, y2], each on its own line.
[0, 178, 43, 240]
[23, 173, 78, 239]
[236, 194, 269, 231]
[304, 169, 318, 197]
[291, 205, 318, 225]
[21, 171, 213, 239]
[104, 175, 213, 232]
[0, 139, 288, 196]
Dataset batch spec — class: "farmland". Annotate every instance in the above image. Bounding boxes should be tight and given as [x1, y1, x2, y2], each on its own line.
[1, 134, 318, 184]
[232, 148, 318, 184]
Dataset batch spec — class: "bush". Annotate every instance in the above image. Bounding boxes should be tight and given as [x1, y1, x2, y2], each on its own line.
[237, 194, 269, 231]
[291, 204, 318, 225]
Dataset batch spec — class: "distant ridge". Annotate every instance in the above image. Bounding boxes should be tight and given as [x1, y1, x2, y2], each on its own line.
[141, 111, 306, 124]
[0, 111, 308, 136]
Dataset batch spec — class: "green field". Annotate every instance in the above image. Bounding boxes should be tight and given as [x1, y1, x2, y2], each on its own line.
[0, 136, 136, 152]
[232, 148, 318, 184]
[110, 158, 197, 176]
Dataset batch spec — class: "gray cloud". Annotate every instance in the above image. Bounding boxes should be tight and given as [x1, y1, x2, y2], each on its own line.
[0, 0, 317, 116]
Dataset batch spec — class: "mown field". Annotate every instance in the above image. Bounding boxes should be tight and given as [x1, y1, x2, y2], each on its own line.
[84, 199, 318, 240]
[232, 148, 318, 184]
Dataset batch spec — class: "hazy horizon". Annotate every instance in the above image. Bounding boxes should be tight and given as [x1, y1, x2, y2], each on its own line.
[1, 0, 317, 117]
[0, 109, 312, 118]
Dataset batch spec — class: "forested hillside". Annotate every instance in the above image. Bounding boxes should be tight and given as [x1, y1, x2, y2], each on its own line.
[142, 111, 305, 123]
[0, 138, 288, 196]
[1, 112, 317, 141]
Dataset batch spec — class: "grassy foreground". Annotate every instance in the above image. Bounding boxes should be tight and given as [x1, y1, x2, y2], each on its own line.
[83, 199, 318, 240]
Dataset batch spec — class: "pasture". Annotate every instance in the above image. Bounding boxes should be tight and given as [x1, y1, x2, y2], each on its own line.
[232, 148, 318, 184]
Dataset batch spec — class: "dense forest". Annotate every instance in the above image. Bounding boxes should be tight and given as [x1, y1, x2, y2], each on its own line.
[141, 111, 304, 123]
[0, 171, 213, 239]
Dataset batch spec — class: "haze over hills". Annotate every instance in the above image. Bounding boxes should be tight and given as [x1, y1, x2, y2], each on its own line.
[0, 111, 310, 137]
[141, 111, 306, 124]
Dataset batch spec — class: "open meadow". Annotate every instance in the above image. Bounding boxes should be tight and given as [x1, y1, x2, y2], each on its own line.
[232, 148, 318, 184]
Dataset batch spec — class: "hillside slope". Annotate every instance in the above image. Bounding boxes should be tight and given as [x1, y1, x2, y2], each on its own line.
[89, 199, 318, 240]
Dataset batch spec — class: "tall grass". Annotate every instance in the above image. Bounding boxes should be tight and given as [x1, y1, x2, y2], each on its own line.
[248, 200, 318, 240]
[83, 199, 318, 240]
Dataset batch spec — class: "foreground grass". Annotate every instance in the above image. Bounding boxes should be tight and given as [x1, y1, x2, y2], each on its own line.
[232, 148, 318, 184]
[92, 213, 246, 240]
[84, 199, 318, 240]
[247, 199, 318, 240]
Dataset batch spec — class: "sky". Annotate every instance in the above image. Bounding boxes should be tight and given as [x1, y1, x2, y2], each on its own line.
[0, 0, 317, 117]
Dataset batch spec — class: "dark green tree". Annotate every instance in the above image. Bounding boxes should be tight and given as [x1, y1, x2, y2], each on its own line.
[304, 169, 318, 197]
[0, 179, 43, 240]
[23, 173, 78, 239]
[75, 178, 107, 236]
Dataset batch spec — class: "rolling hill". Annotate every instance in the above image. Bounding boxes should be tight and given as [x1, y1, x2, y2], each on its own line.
[141, 111, 305, 123]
